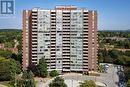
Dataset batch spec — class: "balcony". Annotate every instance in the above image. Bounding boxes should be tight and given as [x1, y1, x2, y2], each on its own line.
[62, 38, 70, 40]
[51, 55, 56, 57]
[50, 60, 56, 62]
[51, 26, 56, 28]
[32, 35, 37, 37]
[32, 16, 37, 18]
[62, 69, 70, 71]
[32, 25, 37, 28]
[32, 11, 37, 13]
[83, 60, 88, 65]
[32, 50, 37, 53]
[50, 57, 56, 60]
[62, 59, 70, 62]
[32, 56, 37, 58]
[32, 42, 37, 44]
[62, 65, 70, 67]
[32, 13, 37, 16]
[83, 12, 88, 14]
[83, 52, 88, 54]
[62, 20, 70, 22]
[62, 48, 70, 50]
[32, 18, 37, 20]
[83, 46, 88, 48]
[83, 55, 88, 57]
[51, 41, 56, 44]
[63, 51, 70, 54]
[51, 36, 56, 38]
[51, 38, 56, 40]
[83, 16, 88, 19]
[32, 47, 37, 50]
[62, 50, 70, 52]
[51, 18, 56, 20]
[50, 63, 56, 65]
[83, 30, 88, 32]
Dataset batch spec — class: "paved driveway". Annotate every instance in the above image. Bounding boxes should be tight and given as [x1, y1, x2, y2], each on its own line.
[36, 64, 121, 87]
[62, 64, 119, 87]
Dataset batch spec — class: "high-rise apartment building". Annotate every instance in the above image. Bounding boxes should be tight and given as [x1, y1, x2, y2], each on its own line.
[22, 6, 98, 73]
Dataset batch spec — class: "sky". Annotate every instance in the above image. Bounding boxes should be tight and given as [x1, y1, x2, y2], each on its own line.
[0, 0, 130, 30]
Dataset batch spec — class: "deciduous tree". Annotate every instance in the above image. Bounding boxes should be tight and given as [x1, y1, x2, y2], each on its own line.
[37, 57, 48, 77]
[49, 77, 67, 87]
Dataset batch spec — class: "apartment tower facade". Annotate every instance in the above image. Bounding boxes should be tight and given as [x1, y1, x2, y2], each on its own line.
[22, 6, 98, 73]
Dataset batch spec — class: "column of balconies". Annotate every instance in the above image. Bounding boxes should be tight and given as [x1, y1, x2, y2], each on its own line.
[31, 11, 38, 64]
[50, 12, 56, 69]
[62, 12, 71, 71]
[82, 12, 89, 71]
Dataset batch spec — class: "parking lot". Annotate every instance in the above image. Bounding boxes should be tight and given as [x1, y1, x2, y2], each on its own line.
[116, 65, 126, 87]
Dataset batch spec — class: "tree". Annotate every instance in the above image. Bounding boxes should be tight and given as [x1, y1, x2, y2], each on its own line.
[117, 55, 130, 66]
[0, 57, 11, 80]
[98, 52, 104, 63]
[37, 57, 48, 77]
[99, 65, 105, 73]
[50, 70, 59, 77]
[127, 79, 130, 87]
[108, 49, 119, 59]
[0, 49, 12, 58]
[0, 57, 21, 81]
[17, 52, 22, 63]
[9, 59, 21, 80]
[11, 53, 17, 60]
[79, 80, 96, 87]
[28, 64, 38, 76]
[49, 77, 67, 87]
[124, 66, 130, 81]
[16, 70, 35, 87]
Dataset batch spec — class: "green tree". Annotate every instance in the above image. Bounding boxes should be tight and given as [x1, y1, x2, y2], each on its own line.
[9, 59, 21, 81]
[127, 79, 130, 87]
[0, 57, 11, 80]
[79, 80, 96, 87]
[50, 70, 59, 77]
[11, 53, 17, 60]
[108, 49, 119, 59]
[0, 49, 12, 58]
[99, 65, 105, 73]
[17, 52, 22, 63]
[124, 40, 130, 49]
[0, 57, 21, 81]
[117, 55, 130, 65]
[37, 57, 48, 77]
[16, 70, 35, 87]
[98, 52, 104, 63]
[49, 77, 67, 87]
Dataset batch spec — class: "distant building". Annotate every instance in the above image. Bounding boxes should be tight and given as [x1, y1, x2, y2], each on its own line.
[22, 6, 98, 73]
[0, 43, 18, 54]
[0, 43, 4, 49]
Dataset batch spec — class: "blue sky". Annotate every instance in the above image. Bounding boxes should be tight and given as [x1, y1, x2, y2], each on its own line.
[0, 0, 130, 30]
